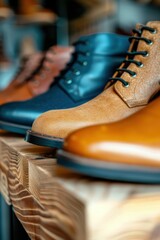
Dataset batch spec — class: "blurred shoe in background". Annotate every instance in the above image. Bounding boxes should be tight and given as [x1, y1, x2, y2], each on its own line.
[70, 0, 117, 42]
[0, 37, 11, 69]
[0, 0, 14, 19]
[0, 45, 73, 105]
[0, 51, 44, 93]
[17, 0, 57, 24]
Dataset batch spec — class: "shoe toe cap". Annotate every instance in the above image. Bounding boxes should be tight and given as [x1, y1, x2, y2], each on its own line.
[0, 101, 36, 126]
[63, 124, 120, 161]
[31, 108, 89, 139]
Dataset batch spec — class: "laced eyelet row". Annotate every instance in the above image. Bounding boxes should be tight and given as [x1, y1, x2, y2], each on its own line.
[109, 25, 156, 88]
[129, 36, 153, 46]
[64, 41, 91, 85]
[65, 79, 73, 84]
[64, 60, 89, 84]
[32, 79, 40, 86]
[47, 39, 91, 86]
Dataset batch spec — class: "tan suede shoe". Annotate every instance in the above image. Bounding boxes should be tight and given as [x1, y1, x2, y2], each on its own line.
[0, 46, 73, 105]
[26, 21, 160, 148]
[58, 96, 160, 183]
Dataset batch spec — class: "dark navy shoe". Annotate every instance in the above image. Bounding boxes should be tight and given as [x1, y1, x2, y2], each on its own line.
[0, 33, 129, 134]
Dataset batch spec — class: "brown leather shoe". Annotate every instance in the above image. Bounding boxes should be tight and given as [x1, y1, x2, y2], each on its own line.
[0, 46, 73, 104]
[58, 96, 160, 183]
[27, 21, 160, 148]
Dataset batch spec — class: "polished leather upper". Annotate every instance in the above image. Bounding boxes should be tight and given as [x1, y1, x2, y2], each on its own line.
[63, 96, 160, 165]
[0, 46, 73, 105]
[31, 21, 160, 139]
[0, 33, 129, 128]
[58, 33, 129, 101]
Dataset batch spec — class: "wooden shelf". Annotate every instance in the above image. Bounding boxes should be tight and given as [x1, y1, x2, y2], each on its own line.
[1, 133, 160, 240]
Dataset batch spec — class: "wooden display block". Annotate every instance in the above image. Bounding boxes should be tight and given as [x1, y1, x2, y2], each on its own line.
[0, 133, 160, 240]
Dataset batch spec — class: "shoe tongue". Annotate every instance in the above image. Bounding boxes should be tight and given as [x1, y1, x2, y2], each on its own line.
[136, 21, 160, 36]
[75, 33, 113, 54]
[146, 21, 160, 28]
[78, 33, 112, 44]
[109, 22, 148, 82]
[39, 46, 57, 69]
[105, 29, 139, 86]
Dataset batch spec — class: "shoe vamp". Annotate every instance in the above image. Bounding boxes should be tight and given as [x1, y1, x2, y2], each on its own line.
[0, 84, 90, 126]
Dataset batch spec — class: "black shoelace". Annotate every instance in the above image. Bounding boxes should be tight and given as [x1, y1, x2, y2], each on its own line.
[109, 25, 157, 87]
[26, 56, 45, 82]
[26, 51, 56, 85]
[13, 56, 30, 80]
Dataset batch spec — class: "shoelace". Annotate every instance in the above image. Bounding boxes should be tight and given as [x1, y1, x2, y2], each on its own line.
[13, 56, 31, 82]
[36, 47, 60, 77]
[53, 40, 90, 85]
[26, 51, 55, 85]
[34, 56, 52, 79]
[25, 57, 45, 82]
[109, 25, 157, 87]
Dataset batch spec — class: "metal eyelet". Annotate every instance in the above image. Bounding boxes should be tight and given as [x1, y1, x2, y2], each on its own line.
[131, 72, 137, 77]
[147, 40, 153, 45]
[138, 62, 144, 68]
[82, 61, 88, 66]
[144, 51, 149, 57]
[74, 70, 81, 76]
[65, 79, 73, 84]
[151, 29, 157, 34]
[123, 82, 130, 88]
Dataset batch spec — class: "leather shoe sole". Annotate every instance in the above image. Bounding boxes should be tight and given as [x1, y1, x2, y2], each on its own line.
[57, 150, 160, 184]
[25, 130, 64, 148]
[0, 120, 29, 135]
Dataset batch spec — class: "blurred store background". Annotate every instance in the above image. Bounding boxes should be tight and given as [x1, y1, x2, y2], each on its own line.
[0, 0, 159, 90]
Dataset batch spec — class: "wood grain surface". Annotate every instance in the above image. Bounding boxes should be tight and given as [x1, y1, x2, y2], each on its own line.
[0, 133, 160, 240]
